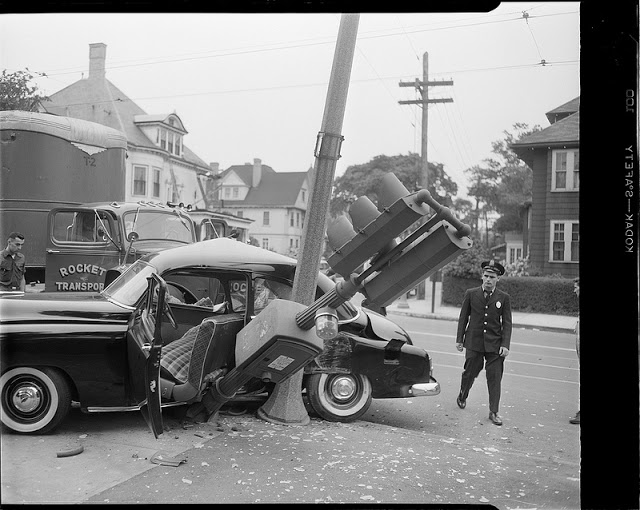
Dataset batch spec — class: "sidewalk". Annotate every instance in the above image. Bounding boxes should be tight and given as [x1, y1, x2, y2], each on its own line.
[358, 286, 577, 333]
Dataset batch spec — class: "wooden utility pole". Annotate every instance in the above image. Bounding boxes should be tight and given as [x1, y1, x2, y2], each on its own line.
[257, 13, 360, 425]
[399, 51, 453, 303]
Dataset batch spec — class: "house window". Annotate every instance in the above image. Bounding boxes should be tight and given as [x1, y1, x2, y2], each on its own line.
[175, 136, 181, 156]
[224, 187, 231, 198]
[509, 247, 522, 264]
[290, 212, 294, 227]
[552, 149, 579, 191]
[152, 168, 161, 198]
[168, 132, 174, 154]
[302, 190, 306, 202]
[290, 238, 294, 248]
[263, 212, 270, 226]
[262, 238, 269, 250]
[237, 211, 243, 218]
[550, 220, 579, 262]
[133, 165, 147, 196]
[160, 129, 167, 150]
[296, 212, 300, 227]
[233, 187, 239, 198]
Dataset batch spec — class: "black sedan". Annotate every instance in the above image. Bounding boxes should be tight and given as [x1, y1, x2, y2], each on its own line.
[0, 238, 440, 435]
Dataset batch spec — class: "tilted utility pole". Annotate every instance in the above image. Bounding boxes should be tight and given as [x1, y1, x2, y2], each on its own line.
[257, 13, 360, 425]
[399, 51, 453, 303]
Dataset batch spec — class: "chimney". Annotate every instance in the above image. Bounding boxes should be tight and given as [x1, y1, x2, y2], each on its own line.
[89, 43, 107, 80]
[209, 162, 220, 175]
[252, 158, 262, 187]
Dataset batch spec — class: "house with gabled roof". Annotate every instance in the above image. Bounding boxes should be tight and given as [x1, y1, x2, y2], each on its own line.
[37, 43, 213, 208]
[209, 158, 311, 256]
[510, 96, 579, 278]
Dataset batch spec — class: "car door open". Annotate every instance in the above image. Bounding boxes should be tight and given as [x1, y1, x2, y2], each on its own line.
[126, 273, 172, 438]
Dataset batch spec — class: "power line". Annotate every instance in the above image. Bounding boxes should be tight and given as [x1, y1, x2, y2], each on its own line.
[28, 10, 578, 79]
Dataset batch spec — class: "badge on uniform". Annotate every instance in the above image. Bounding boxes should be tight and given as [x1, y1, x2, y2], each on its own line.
[496, 301, 502, 308]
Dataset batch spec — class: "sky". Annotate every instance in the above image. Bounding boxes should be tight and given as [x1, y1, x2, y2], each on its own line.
[0, 3, 580, 198]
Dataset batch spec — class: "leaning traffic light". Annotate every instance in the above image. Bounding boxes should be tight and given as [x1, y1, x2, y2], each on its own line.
[360, 220, 472, 306]
[327, 173, 431, 276]
[325, 172, 472, 307]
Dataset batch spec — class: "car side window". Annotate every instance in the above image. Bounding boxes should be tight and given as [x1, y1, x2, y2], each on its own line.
[164, 274, 227, 311]
[253, 277, 292, 312]
[228, 278, 249, 312]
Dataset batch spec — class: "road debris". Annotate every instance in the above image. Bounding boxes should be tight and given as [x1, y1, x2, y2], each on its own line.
[56, 446, 84, 458]
[150, 451, 187, 467]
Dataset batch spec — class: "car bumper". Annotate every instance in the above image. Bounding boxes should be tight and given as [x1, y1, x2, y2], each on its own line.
[407, 377, 440, 397]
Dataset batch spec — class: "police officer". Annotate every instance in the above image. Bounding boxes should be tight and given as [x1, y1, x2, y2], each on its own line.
[455, 260, 512, 426]
[0, 232, 26, 292]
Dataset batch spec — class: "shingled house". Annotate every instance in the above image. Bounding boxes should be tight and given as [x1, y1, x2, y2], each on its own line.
[209, 159, 310, 256]
[37, 43, 213, 208]
[510, 97, 579, 278]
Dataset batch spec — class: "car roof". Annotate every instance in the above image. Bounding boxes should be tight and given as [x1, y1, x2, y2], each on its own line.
[143, 238, 298, 277]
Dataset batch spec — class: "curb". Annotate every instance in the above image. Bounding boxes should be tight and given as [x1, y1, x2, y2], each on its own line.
[386, 309, 575, 334]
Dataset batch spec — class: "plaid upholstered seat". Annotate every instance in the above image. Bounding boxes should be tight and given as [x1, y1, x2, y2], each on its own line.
[161, 319, 216, 385]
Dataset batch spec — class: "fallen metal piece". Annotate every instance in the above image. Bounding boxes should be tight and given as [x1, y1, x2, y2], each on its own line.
[56, 446, 84, 458]
[150, 451, 187, 467]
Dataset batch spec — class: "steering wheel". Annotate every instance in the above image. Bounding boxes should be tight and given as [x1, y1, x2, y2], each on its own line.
[166, 282, 198, 304]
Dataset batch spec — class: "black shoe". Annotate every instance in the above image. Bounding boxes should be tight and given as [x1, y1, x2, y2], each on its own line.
[489, 412, 502, 426]
[456, 392, 466, 409]
[569, 411, 580, 424]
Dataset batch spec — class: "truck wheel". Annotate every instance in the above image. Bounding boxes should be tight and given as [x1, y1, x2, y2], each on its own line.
[1, 367, 72, 434]
[305, 373, 372, 422]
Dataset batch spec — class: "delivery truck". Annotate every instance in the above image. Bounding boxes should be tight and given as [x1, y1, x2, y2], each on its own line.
[1, 110, 197, 292]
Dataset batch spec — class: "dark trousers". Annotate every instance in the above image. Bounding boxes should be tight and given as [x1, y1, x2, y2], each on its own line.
[459, 349, 505, 414]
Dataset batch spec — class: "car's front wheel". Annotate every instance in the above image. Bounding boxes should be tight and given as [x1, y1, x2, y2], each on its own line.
[0, 367, 72, 434]
[305, 373, 372, 422]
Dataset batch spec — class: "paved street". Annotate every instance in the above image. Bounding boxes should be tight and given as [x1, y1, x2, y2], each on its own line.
[1, 315, 581, 508]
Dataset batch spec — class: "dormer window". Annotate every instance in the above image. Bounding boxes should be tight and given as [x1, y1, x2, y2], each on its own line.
[160, 129, 167, 150]
[156, 127, 182, 156]
[134, 115, 185, 157]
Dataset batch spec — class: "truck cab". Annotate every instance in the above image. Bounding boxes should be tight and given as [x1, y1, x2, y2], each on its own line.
[45, 201, 196, 292]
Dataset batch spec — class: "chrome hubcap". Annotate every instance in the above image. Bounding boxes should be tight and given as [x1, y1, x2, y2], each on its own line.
[12, 385, 42, 413]
[330, 376, 356, 401]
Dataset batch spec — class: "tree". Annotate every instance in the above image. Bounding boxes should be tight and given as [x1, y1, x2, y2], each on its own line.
[465, 123, 541, 237]
[330, 153, 459, 218]
[442, 235, 492, 279]
[0, 69, 49, 111]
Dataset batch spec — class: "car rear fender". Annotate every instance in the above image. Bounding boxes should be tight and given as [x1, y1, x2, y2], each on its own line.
[305, 333, 432, 398]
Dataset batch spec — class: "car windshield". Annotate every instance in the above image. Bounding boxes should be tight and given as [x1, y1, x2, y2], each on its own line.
[102, 260, 156, 307]
[123, 210, 194, 243]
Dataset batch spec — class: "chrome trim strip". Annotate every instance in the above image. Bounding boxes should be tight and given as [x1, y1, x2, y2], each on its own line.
[86, 401, 185, 413]
[0, 323, 128, 334]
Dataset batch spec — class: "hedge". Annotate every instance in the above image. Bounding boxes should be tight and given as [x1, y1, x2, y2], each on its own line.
[442, 275, 579, 316]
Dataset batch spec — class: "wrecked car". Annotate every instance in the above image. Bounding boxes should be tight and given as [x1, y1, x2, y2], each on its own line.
[0, 238, 440, 435]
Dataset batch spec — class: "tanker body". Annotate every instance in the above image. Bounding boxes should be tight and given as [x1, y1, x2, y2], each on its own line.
[0, 111, 127, 283]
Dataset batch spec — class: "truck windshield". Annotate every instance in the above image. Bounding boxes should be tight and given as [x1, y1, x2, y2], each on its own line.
[123, 211, 194, 243]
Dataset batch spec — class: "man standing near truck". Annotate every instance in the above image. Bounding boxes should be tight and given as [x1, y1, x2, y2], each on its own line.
[0, 232, 26, 292]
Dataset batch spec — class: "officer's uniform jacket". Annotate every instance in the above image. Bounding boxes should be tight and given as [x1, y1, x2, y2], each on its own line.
[456, 286, 512, 353]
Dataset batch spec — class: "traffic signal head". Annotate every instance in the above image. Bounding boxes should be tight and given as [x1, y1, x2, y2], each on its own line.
[360, 220, 473, 307]
[326, 173, 431, 277]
